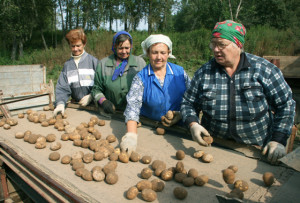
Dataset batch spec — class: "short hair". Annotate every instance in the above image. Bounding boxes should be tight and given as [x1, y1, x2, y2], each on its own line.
[231, 42, 244, 53]
[115, 34, 132, 47]
[65, 28, 87, 45]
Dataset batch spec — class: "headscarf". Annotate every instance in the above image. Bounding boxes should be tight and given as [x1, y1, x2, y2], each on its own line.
[141, 34, 176, 59]
[111, 31, 132, 81]
[212, 20, 246, 48]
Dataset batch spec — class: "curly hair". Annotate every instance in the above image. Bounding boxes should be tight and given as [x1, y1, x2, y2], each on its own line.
[65, 28, 87, 45]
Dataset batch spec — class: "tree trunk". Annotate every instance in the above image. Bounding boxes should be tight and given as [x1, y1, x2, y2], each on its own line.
[76, 0, 80, 28]
[235, 0, 243, 20]
[11, 36, 17, 61]
[41, 28, 48, 50]
[58, 0, 65, 32]
[228, 0, 233, 20]
[19, 40, 23, 58]
[32, 0, 48, 50]
[148, 1, 152, 34]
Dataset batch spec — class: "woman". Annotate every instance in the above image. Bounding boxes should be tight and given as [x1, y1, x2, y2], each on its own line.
[54, 28, 98, 116]
[120, 34, 191, 155]
[91, 31, 146, 114]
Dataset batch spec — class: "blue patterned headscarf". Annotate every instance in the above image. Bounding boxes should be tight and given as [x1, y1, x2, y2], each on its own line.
[111, 31, 132, 81]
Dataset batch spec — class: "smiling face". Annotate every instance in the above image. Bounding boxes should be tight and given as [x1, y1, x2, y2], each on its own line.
[211, 38, 241, 68]
[148, 43, 170, 70]
[116, 39, 131, 60]
[70, 39, 85, 56]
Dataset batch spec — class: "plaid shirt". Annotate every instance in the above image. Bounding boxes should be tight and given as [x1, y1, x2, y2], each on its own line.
[181, 53, 295, 146]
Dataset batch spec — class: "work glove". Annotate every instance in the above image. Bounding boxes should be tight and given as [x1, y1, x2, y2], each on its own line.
[262, 141, 286, 164]
[102, 100, 116, 114]
[53, 104, 65, 117]
[161, 111, 182, 127]
[190, 123, 211, 146]
[78, 94, 92, 107]
[120, 132, 138, 156]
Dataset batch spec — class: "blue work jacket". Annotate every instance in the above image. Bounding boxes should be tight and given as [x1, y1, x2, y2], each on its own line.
[139, 62, 186, 121]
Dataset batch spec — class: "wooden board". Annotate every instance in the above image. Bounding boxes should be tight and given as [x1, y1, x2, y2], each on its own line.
[263, 56, 300, 78]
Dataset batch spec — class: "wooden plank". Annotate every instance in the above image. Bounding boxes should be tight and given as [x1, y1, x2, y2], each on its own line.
[263, 56, 300, 78]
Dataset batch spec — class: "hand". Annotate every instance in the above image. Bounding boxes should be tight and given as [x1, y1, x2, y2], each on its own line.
[78, 94, 92, 107]
[262, 141, 286, 164]
[161, 111, 182, 127]
[190, 123, 211, 146]
[102, 100, 116, 114]
[53, 104, 65, 116]
[120, 132, 138, 156]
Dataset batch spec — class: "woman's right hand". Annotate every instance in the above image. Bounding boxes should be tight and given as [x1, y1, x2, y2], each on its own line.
[120, 132, 138, 156]
[102, 100, 116, 114]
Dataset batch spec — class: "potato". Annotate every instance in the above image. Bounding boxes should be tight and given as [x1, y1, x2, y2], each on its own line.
[106, 134, 116, 143]
[228, 165, 238, 173]
[49, 152, 60, 161]
[188, 168, 198, 179]
[24, 130, 32, 136]
[46, 134, 56, 142]
[72, 162, 84, 171]
[137, 180, 152, 191]
[263, 172, 274, 187]
[0, 121, 5, 127]
[193, 150, 204, 158]
[166, 110, 174, 120]
[102, 164, 115, 175]
[173, 187, 188, 200]
[126, 186, 139, 200]
[37, 136, 46, 143]
[176, 150, 185, 160]
[94, 152, 105, 161]
[141, 168, 153, 179]
[50, 142, 62, 151]
[18, 113, 25, 118]
[127, 151, 140, 162]
[43, 106, 50, 111]
[83, 153, 94, 163]
[203, 136, 213, 144]
[98, 146, 110, 158]
[175, 161, 184, 173]
[61, 155, 71, 164]
[3, 124, 11, 130]
[182, 177, 194, 187]
[35, 141, 46, 149]
[154, 164, 166, 177]
[24, 134, 30, 142]
[141, 189, 157, 202]
[75, 168, 85, 177]
[109, 153, 119, 161]
[105, 172, 118, 184]
[160, 169, 173, 181]
[91, 166, 102, 173]
[28, 134, 40, 144]
[70, 158, 82, 166]
[61, 133, 69, 141]
[71, 151, 84, 160]
[226, 188, 244, 200]
[92, 170, 105, 182]
[118, 152, 129, 163]
[81, 139, 90, 148]
[48, 118, 56, 125]
[195, 175, 209, 186]
[234, 180, 249, 192]
[98, 120, 105, 126]
[141, 155, 152, 164]
[151, 160, 166, 170]
[107, 160, 118, 169]
[174, 173, 187, 183]
[73, 139, 82, 146]
[223, 169, 235, 184]
[151, 179, 165, 192]
[26, 109, 33, 115]
[82, 170, 93, 181]
[93, 131, 102, 140]
[15, 132, 25, 139]
[202, 153, 213, 163]
[156, 127, 165, 135]
[41, 121, 49, 127]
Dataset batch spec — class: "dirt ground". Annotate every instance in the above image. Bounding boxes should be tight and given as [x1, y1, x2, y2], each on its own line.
[0, 108, 299, 203]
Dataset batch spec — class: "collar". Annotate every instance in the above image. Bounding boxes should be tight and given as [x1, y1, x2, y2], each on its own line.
[105, 54, 137, 67]
[72, 50, 86, 59]
[148, 62, 174, 76]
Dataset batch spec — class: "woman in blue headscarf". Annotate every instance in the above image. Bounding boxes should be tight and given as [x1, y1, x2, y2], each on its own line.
[92, 31, 146, 114]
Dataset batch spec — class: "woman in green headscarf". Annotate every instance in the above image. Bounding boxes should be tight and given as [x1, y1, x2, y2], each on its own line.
[181, 20, 295, 165]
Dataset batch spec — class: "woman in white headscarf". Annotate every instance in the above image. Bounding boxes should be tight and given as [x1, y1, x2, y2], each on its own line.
[120, 34, 191, 155]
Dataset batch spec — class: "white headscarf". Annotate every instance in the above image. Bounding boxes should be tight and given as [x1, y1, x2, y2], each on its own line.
[141, 34, 176, 59]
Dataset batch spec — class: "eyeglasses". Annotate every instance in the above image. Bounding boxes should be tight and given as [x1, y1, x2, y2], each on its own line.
[209, 41, 231, 50]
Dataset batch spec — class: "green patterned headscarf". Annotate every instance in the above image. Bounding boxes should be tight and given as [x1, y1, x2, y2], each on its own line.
[212, 20, 246, 48]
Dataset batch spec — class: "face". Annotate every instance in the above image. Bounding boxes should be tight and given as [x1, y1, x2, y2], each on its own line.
[148, 43, 170, 70]
[116, 39, 132, 60]
[210, 38, 240, 67]
[70, 40, 85, 56]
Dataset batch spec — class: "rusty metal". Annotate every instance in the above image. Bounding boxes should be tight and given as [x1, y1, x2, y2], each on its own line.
[0, 90, 11, 118]
[0, 169, 10, 200]
[0, 93, 50, 106]
[287, 125, 297, 153]
[0, 142, 86, 203]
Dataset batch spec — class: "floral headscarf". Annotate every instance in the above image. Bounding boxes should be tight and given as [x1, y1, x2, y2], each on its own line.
[212, 20, 246, 48]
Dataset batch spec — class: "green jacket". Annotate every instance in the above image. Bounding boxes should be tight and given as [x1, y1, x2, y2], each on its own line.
[92, 54, 146, 111]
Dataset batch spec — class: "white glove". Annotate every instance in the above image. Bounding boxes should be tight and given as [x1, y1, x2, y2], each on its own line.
[262, 141, 286, 164]
[120, 132, 138, 156]
[190, 123, 211, 146]
[53, 104, 65, 116]
[78, 94, 92, 107]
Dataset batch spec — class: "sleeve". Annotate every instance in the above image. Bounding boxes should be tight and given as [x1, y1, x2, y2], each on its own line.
[263, 65, 296, 145]
[55, 65, 72, 106]
[180, 68, 203, 127]
[91, 62, 106, 105]
[124, 75, 144, 123]
[183, 70, 191, 89]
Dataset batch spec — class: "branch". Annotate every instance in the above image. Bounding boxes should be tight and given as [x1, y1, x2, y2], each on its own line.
[235, 0, 243, 20]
